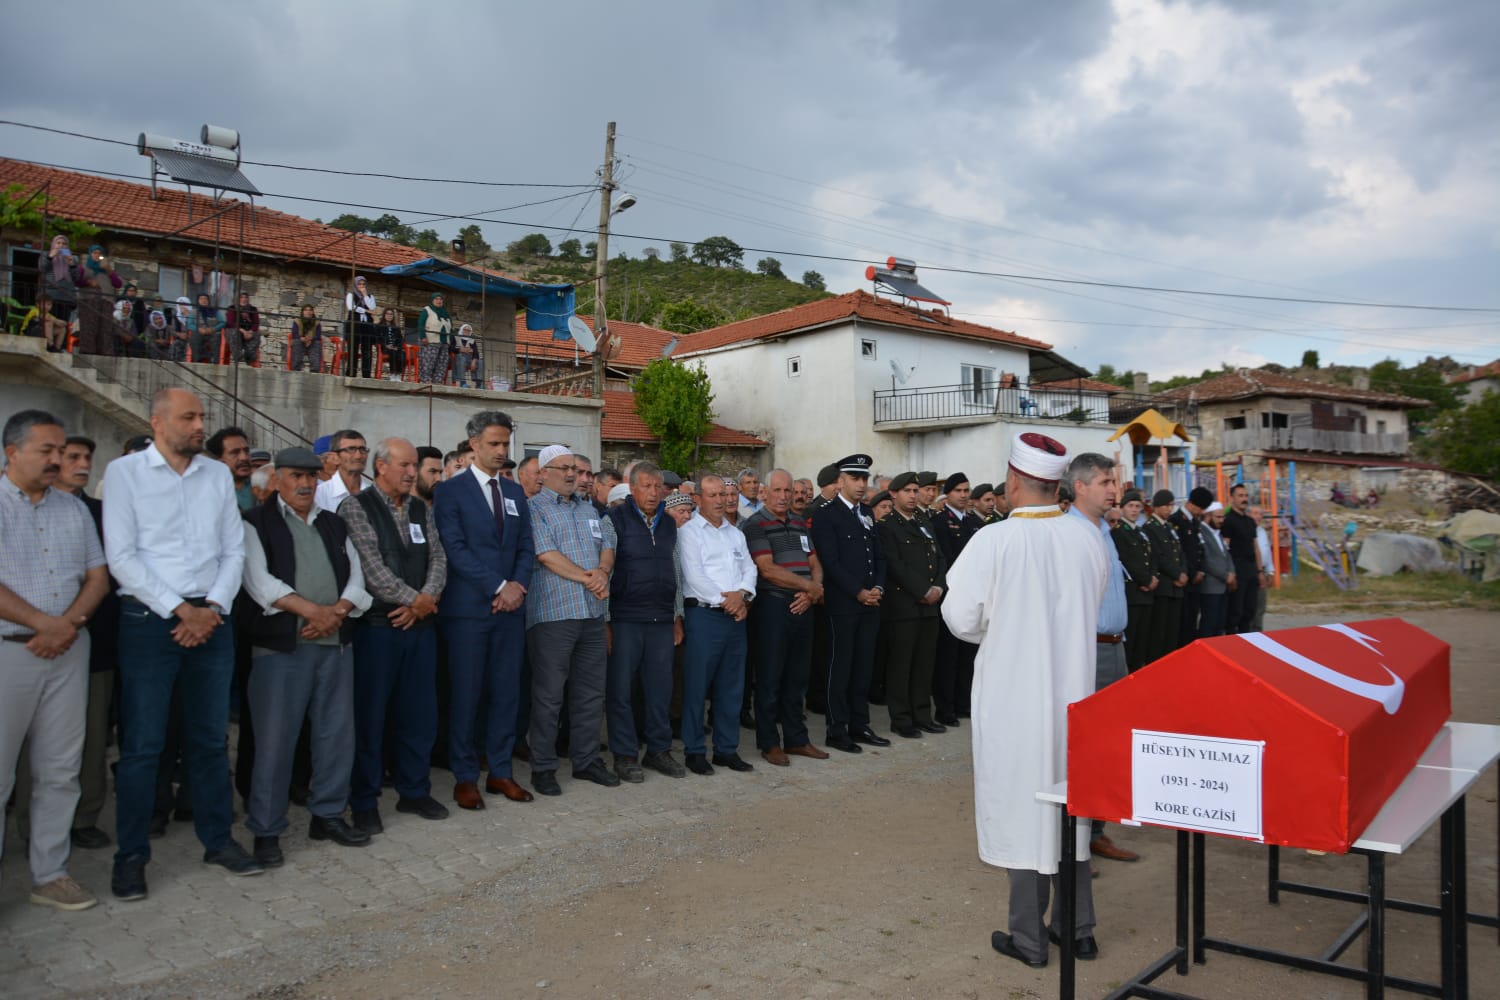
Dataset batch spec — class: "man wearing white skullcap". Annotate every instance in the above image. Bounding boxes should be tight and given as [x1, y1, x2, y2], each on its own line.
[942, 432, 1110, 968]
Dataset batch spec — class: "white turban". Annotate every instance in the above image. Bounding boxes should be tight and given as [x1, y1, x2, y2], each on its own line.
[1007, 431, 1069, 483]
[537, 444, 573, 470]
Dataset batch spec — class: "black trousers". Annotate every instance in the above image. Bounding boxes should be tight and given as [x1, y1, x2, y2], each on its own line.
[825, 608, 879, 738]
[753, 593, 813, 751]
[1124, 601, 1152, 672]
[1147, 594, 1183, 665]
[1227, 568, 1260, 634]
[884, 615, 939, 730]
[806, 605, 830, 713]
[933, 624, 977, 718]
[1178, 586, 1201, 647]
[349, 322, 378, 378]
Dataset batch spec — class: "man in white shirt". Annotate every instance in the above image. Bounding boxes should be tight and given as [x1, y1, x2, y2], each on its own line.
[736, 468, 762, 520]
[677, 475, 757, 775]
[103, 388, 256, 902]
[1249, 505, 1275, 631]
[313, 428, 367, 513]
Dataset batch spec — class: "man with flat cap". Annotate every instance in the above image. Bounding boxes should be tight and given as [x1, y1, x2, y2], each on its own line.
[238, 447, 373, 867]
[1143, 489, 1187, 664]
[877, 471, 948, 739]
[933, 471, 983, 726]
[1170, 487, 1212, 645]
[943, 432, 1108, 968]
[1111, 488, 1157, 672]
[808, 454, 889, 753]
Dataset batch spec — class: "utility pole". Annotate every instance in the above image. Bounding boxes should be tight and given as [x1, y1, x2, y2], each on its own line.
[592, 121, 616, 398]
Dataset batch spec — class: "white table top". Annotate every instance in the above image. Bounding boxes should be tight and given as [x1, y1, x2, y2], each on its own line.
[1035, 722, 1500, 855]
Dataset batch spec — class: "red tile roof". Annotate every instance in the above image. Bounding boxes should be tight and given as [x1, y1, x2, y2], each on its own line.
[1035, 377, 1126, 394]
[1446, 360, 1500, 385]
[513, 314, 676, 370]
[672, 289, 1052, 354]
[600, 390, 767, 448]
[1156, 369, 1428, 408]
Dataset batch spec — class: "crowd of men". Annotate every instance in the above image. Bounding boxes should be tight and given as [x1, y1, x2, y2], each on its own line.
[0, 393, 1276, 931]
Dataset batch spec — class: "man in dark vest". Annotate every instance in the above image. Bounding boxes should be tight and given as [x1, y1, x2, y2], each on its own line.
[604, 461, 685, 781]
[339, 438, 450, 834]
[877, 471, 948, 740]
[238, 447, 372, 868]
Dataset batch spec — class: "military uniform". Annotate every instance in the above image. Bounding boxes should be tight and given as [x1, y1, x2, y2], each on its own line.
[1169, 507, 1205, 645]
[932, 499, 981, 723]
[804, 464, 841, 714]
[1111, 516, 1156, 672]
[1142, 510, 1186, 665]
[876, 479, 948, 737]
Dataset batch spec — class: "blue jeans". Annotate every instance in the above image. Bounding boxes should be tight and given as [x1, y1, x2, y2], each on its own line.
[681, 607, 746, 757]
[114, 599, 235, 862]
[606, 621, 674, 758]
[443, 613, 525, 782]
[351, 625, 438, 810]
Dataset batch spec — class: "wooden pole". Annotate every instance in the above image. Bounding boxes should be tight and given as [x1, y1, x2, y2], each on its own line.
[592, 122, 616, 399]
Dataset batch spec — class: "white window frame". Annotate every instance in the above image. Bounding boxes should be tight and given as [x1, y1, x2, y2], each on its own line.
[787, 356, 801, 378]
[961, 363, 996, 406]
[860, 338, 877, 359]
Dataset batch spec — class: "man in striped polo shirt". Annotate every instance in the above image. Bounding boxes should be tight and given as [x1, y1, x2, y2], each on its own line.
[740, 469, 828, 766]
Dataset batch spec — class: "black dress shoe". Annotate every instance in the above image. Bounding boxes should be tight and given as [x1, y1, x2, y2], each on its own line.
[203, 839, 265, 877]
[309, 815, 371, 847]
[148, 811, 168, 839]
[573, 759, 622, 788]
[253, 836, 284, 868]
[532, 769, 562, 796]
[853, 727, 892, 747]
[711, 752, 754, 772]
[70, 826, 112, 849]
[935, 713, 960, 727]
[894, 725, 923, 739]
[991, 931, 1047, 968]
[916, 720, 948, 734]
[351, 808, 383, 835]
[685, 753, 715, 776]
[111, 857, 148, 902]
[825, 734, 862, 754]
[395, 795, 450, 820]
[1048, 929, 1100, 960]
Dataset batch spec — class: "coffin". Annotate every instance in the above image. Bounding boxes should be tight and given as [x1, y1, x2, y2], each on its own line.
[1067, 618, 1450, 853]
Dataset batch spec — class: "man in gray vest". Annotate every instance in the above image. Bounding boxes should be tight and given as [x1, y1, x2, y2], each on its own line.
[239, 447, 373, 867]
[339, 438, 449, 833]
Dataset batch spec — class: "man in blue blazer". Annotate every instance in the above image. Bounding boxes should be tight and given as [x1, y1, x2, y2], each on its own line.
[432, 411, 536, 809]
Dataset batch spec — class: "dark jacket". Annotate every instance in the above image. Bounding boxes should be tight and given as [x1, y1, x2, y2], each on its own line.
[351, 490, 434, 628]
[1111, 521, 1157, 608]
[932, 506, 979, 567]
[808, 495, 886, 615]
[1199, 524, 1234, 596]
[605, 499, 677, 623]
[433, 469, 535, 620]
[1143, 515, 1186, 600]
[1169, 509, 1206, 582]
[240, 498, 353, 652]
[877, 511, 947, 621]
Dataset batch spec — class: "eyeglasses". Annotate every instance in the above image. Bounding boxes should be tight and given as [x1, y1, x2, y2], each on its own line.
[337, 446, 369, 454]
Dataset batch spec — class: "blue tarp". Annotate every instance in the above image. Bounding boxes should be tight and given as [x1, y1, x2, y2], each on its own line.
[378, 258, 575, 337]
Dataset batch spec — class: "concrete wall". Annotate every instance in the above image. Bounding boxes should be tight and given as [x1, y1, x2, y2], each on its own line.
[906, 419, 1134, 486]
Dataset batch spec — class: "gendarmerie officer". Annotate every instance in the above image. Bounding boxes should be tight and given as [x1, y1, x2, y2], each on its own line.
[1142, 489, 1187, 665]
[877, 471, 948, 740]
[1169, 487, 1211, 645]
[808, 454, 889, 753]
[932, 472, 982, 725]
[1111, 488, 1157, 672]
[804, 462, 841, 715]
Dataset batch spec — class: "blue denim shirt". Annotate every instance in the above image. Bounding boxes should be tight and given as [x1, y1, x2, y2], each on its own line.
[1068, 505, 1128, 635]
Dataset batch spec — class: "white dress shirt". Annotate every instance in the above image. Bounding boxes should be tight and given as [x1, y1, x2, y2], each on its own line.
[313, 473, 359, 515]
[239, 497, 371, 617]
[468, 462, 512, 593]
[677, 513, 757, 606]
[103, 442, 245, 617]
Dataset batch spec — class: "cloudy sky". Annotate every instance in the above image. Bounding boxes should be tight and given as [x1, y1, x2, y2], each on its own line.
[5, 0, 1497, 378]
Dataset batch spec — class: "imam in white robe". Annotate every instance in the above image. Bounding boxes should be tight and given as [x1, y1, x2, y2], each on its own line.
[941, 503, 1108, 873]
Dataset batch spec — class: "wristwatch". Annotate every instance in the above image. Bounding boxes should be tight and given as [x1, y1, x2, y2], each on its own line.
[741, 590, 754, 603]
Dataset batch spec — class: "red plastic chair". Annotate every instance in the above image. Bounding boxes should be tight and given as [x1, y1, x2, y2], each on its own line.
[325, 336, 346, 375]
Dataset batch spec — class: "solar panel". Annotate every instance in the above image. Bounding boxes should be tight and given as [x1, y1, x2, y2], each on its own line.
[150, 149, 261, 196]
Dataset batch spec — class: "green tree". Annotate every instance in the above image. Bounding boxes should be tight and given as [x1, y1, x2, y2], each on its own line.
[1093, 363, 1136, 389]
[756, 256, 786, 279]
[658, 298, 729, 334]
[1301, 350, 1320, 369]
[801, 270, 826, 291]
[0, 185, 98, 248]
[669, 241, 690, 263]
[692, 235, 743, 268]
[328, 213, 374, 232]
[585, 240, 598, 259]
[1418, 390, 1500, 479]
[1368, 357, 1460, 435]
[455, 224, 491, 256]
[412, 229, 444, 253]
[507, 232, 553, 258]
[633, 357, 716, 475]
[556, 238, 584, 261]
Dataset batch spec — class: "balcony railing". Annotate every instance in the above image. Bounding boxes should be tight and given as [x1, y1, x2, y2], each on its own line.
[1221, 426, 1409, 456]
[873, 380, 1156, 427]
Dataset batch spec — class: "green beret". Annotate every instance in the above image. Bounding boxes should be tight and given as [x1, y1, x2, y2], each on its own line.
[888, 471, 918, 492]
[869, 490, 891, 510]
[971, 483, 994, 499]
[816, 463, 839, 488]
[915, 471, 938, 487]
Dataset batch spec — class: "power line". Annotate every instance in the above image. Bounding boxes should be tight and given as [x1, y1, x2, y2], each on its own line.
[0, 120, 596, 189]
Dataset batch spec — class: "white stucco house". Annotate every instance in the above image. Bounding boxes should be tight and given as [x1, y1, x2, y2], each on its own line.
[671, 286, 1149, 483]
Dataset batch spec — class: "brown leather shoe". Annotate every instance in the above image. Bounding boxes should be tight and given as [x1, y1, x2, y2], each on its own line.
[485, 776, 535, 802]
[761, 747, 790, 767]
[454, 781, 486, 811]
[785, 743, 830, 760]
[1090, 834, 1139, 862]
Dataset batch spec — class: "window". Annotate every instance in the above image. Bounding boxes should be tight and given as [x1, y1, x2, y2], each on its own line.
[158, 265, 185, 303]
[961, 364, 996, 406]
[787, 356, 801, 377]
[5, 246, 40, 306]
[1224, 416, 1248, 431]
[860, 338, 877, 359]
[1260, 412, 1289, 429]
[1376, 419, 1387, 435]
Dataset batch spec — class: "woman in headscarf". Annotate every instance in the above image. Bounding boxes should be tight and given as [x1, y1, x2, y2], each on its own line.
[191, 291, 225, 363]
[290, 303, 323, 372]
[112, 299, 145, 358]
[417, 292, 451, 384]
[375, 306, 405, 380]
[452, 322, 484, 388]
[345, 275, 378, 378]
[73, 244, 122, 356]
[37, 235, 83, 352]
[146, 308, 174, 360]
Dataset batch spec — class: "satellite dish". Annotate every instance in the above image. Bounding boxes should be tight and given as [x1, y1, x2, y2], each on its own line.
[889, 358, 913, 384]
[568, 316, 598, 352]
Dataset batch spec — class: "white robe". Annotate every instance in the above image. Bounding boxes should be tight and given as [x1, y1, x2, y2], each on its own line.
[942, 503, 1108, 873]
